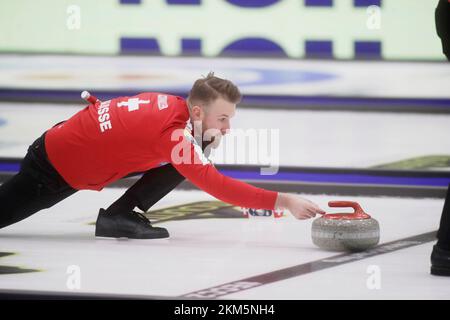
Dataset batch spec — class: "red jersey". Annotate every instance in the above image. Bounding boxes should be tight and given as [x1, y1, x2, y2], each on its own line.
[44, 92, 277, 210]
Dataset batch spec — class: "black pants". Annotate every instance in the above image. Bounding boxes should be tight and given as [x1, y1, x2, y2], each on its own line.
[436, 0, 450, 60]
[437, 184, 450, 249]
[0, 133, 185, 229]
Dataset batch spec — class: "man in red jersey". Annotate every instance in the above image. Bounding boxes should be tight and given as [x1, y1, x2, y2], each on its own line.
[0, 73, 325, 239]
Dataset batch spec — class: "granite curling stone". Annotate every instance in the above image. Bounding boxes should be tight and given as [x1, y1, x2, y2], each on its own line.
[311, 201, 380, 252]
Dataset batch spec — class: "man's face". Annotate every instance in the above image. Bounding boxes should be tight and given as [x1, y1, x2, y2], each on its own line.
[192, 97, 236, 149]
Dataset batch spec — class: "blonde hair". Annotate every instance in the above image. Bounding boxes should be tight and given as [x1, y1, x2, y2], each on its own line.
[187, 72, 242, 109]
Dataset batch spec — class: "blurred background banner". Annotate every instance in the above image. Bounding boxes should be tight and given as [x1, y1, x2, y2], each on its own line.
[0, 0, 444, 60]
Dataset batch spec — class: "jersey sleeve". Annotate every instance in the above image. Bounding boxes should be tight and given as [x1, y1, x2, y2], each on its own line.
[159, 126, 278, 210]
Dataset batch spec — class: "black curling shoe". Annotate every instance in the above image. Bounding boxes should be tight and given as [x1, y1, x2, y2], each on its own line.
[95, 208, 169, 239]
[431, 245, 450, 276]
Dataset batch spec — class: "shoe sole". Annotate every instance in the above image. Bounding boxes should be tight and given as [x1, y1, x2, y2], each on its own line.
[95, 236, 170, 240]
[95, 229, 170, 240]
[95, 231, 170, 240]
[430, 266, 450, 276]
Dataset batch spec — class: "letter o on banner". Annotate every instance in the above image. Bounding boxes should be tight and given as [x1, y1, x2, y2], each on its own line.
[225, 0, 281, 8]
[221, 38, 287, 57]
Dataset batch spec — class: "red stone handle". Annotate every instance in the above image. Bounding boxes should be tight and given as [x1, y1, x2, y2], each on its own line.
[324, 201, 371, 220]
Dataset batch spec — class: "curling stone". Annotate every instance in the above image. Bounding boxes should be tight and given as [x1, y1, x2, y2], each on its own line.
[311, 201, 380, 252]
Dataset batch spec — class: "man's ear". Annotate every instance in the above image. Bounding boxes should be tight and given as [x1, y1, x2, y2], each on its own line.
[191, 105, 203, 119]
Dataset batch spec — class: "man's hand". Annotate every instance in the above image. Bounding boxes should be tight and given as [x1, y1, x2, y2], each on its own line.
[275, 193, 326, 220]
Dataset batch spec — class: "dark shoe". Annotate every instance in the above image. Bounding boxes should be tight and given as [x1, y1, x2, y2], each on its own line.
[431, 245, 450, 276]
[95, 208, 169, 239]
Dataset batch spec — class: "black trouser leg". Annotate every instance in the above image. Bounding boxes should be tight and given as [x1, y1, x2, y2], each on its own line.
[437, 184, 450, 250]
[0, 134, 77, 229]
[0, 172, 76, 229]
[106, 163, 185, 214]
[436, 0, 450, 61]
